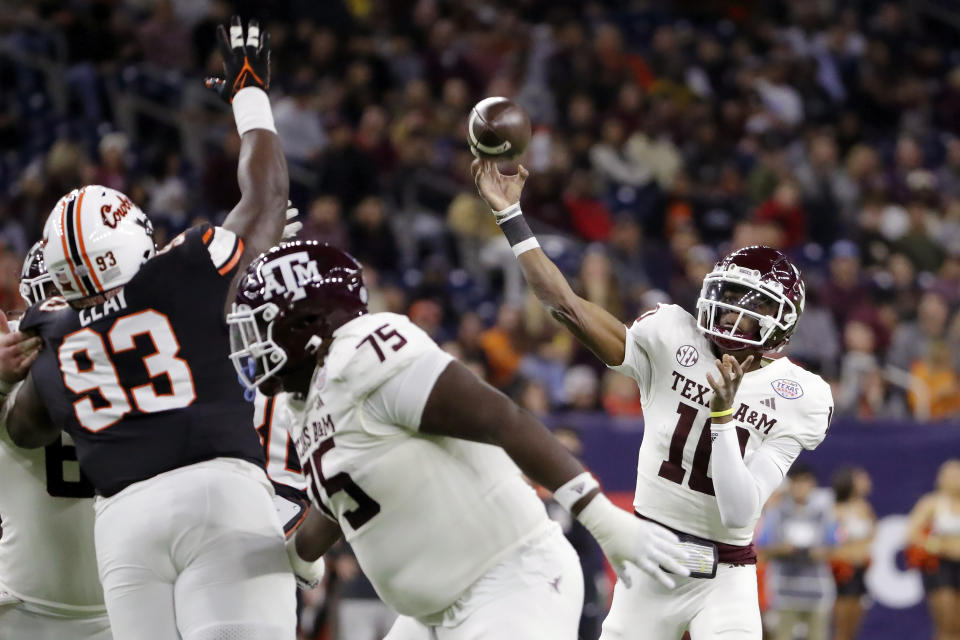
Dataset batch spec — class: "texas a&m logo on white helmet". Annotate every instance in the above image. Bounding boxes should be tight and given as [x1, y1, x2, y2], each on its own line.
[43, 186, 155, 301]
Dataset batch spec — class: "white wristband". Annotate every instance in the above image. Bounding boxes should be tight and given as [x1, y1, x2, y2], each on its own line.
[232, 87, 276, 136]
[512, 237, 540, 256]
[492, 203, 523, 225]
[553, 471, 600, 513]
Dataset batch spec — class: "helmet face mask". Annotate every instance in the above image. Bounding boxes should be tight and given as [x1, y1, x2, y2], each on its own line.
[228, 301, 289, 392]
[19, 240, 57, 306]
[696, 246, 805, 352]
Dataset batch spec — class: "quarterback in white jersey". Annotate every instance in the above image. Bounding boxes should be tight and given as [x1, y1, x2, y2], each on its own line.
[226, 241, 691, 639]
[474, 160, 834, 639]
[0, 244, 111, 640]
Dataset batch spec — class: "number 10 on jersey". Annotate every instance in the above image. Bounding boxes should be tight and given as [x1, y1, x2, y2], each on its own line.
[658, 401, 749, 496]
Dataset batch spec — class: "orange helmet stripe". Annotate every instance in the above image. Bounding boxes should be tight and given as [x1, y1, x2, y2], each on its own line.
[74, 187, 104, 292]
[58, 195, 87, 296]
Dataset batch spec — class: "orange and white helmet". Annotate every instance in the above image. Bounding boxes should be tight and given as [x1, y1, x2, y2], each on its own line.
[43, 185, 155, 301]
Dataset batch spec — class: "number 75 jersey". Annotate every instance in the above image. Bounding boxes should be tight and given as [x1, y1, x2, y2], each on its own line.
[20, 224, 265, 497]
[286, 312, 549, 619]
[610, 304, 833, 546]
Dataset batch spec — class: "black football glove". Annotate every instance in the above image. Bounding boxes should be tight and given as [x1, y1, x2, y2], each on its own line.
[204, 16, 271, 103]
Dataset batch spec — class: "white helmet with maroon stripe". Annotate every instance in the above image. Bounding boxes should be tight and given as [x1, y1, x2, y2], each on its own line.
[42, 185, 155, 301]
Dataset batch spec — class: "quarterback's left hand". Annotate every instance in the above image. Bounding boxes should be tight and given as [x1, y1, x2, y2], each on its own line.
[282, 201, 302, 240]
[706, 354, 754, 416]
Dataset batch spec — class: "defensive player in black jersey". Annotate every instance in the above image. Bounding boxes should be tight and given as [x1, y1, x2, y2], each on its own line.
[4, 18, 301, 640]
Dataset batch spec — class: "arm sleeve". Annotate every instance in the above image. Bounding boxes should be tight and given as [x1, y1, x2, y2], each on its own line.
[363, 347, 454, 430]
[711, 431, 801, 530]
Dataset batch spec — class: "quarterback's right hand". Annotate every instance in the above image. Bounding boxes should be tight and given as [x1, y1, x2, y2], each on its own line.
[205, 16, 271, 103]
[471, 158, 529, 213]
[577, 494, 690, 588]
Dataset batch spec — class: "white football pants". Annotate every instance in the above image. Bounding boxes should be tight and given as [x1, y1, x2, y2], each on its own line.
[0, 598, 111, 640]
[384, 523, 584, 640]
[93, 458, 296, 640]
[601, 562, 762, 640]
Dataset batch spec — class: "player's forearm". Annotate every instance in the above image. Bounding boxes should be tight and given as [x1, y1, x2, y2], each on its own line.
[294, 507, 343, 562]
[495, 208, 625, 365]
[232, 129, 288, 248]
[5, 375, 59, 448]
[222, 87, 289, 255]
[710, 429, 760, 529]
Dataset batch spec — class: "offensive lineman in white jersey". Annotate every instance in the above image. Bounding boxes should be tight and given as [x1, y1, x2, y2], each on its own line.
[226, 241, 692, 639]
[473, 160, 834, 639]
[0, 242, 111, 639]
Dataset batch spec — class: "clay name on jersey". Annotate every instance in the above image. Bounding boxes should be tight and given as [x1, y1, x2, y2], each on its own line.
[79, 290, 128, 327]
[670, 368, 777, 435]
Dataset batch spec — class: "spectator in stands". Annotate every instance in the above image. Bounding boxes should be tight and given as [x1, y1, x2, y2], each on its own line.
[301, 195, 348, 249]
[830, 467, 876, 640]
[909, 341, 960, 420]
[753, 179, 807, 250]
[272, 71, 328, 165]
[94, 132, 130, 193]
[479, 303, 525, 389]
[837, 320, 891, 419]
[887, 291, 951, 372]
[821, 240, 874, 330]
[906, 460, 960, 640]
[759, 464, 837, 640]
[348, 196, 400, 274]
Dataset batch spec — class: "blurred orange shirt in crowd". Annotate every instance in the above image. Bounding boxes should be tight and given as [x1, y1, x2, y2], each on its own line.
[909, 355, 960, 419]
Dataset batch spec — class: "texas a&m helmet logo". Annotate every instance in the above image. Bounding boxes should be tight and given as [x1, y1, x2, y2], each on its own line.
[262, 252, 322, 301]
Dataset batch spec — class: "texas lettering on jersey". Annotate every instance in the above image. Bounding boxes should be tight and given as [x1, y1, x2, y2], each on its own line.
[669, 368, 779, 435]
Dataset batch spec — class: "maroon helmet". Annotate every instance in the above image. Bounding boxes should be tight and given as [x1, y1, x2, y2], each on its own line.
[20, 240, 57, 306]
[695, 245, 805, 352]
[227, 241, 368, 394]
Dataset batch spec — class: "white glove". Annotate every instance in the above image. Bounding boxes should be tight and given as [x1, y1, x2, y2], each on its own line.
[285, 531, 325, 590]
[576, 494, 690, 588]
[283, 200, 302, 239]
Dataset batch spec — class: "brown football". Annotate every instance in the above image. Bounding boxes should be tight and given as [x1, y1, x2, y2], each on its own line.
[467, 97, 531, 159]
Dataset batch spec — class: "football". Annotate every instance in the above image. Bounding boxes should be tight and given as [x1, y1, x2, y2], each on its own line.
[467, 97, 531, 159]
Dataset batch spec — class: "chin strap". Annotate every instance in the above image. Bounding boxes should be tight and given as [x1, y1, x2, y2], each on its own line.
[305, 335, 323, 354]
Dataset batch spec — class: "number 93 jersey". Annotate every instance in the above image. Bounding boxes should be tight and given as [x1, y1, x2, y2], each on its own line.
[610, 304, 833, 546]
[287, 312, 550, 619]
[20, 224, 265, 497]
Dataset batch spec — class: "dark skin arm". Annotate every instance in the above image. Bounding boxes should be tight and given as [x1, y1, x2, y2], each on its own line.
[419, 359, 600, 514]
[472, 160, 627, 366]
[5, 370, 60, 448]
[220, 128, 289, 315]
[295, 507, 344, 562]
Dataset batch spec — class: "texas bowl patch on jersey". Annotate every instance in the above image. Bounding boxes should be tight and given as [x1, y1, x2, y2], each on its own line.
[771, 378, 803, 399]
[675, 345, 699, 367]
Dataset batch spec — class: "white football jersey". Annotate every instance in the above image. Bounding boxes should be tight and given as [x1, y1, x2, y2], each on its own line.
[0, 382, 105, 612]
[288, 312, 550, 618]
[254, 391, 307, 492]
[610, 304, 833, 546]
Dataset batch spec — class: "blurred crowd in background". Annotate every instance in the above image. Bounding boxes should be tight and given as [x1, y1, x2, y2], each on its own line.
[2, 0, 960, 432]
